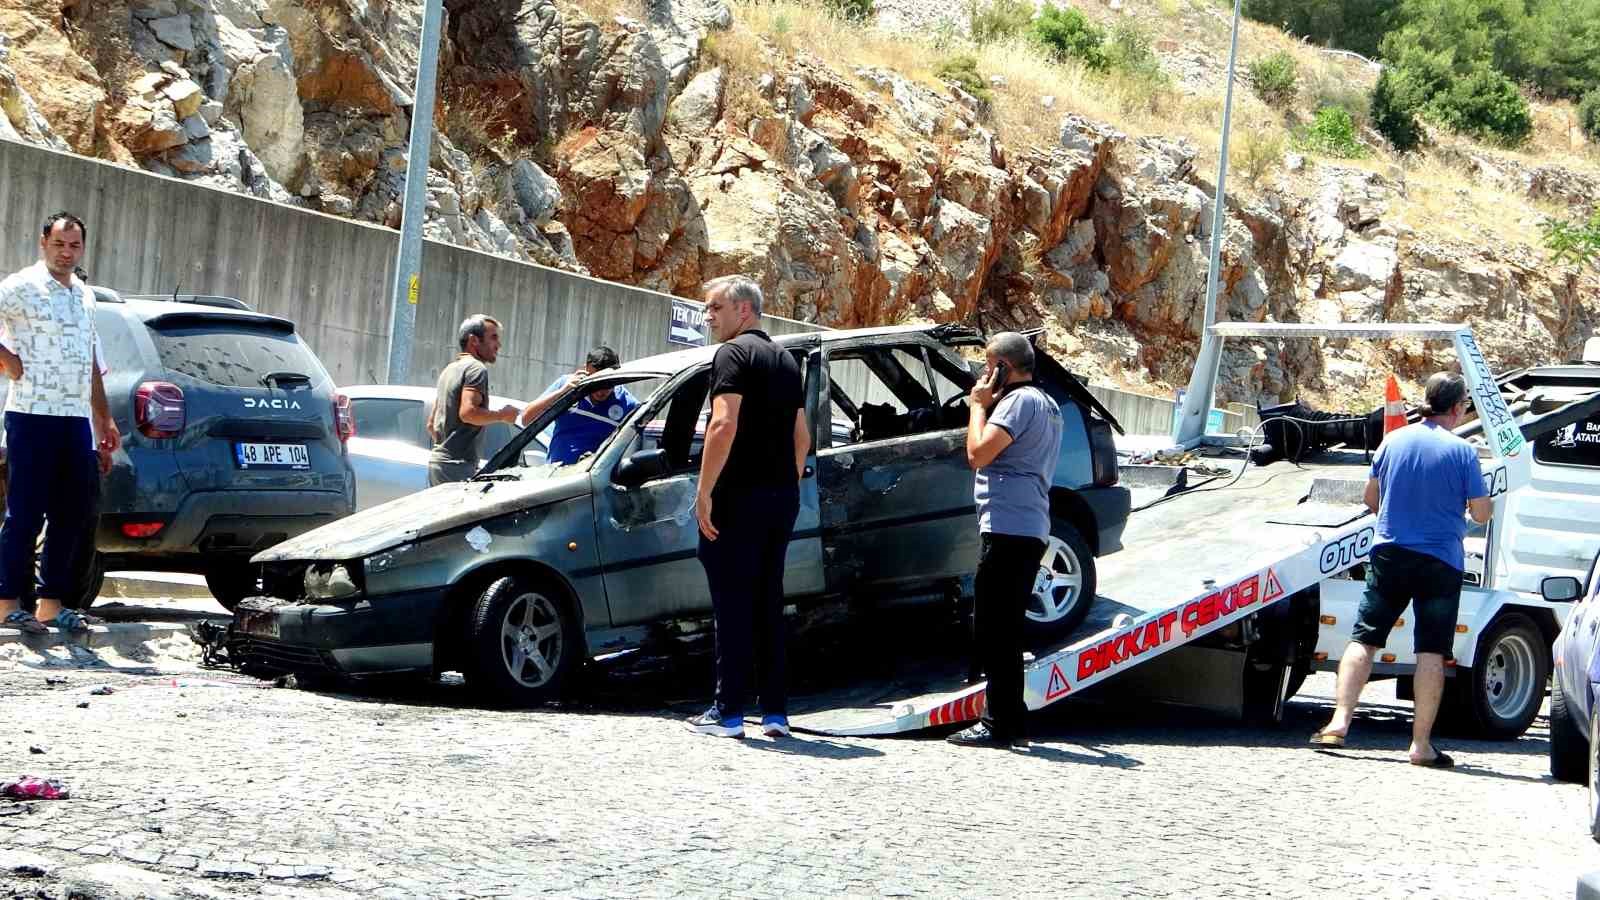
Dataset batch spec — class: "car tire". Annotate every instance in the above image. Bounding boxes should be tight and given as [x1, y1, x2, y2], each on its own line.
[205, 565, 260, 613]
[462, 575, 583, 707]
[1443, 612, 1549, 740]
[1553, 682, 1590, 784]
[1589, 703, 1600, 845]
[1022, 519, 1097, 649]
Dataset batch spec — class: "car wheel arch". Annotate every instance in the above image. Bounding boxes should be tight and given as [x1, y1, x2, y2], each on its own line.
[433, 559, 588, 674]
[1047, 487, 1099, 556]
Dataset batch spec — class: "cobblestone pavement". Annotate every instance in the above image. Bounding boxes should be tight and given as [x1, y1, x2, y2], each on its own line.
[2, 604, 1596, 899]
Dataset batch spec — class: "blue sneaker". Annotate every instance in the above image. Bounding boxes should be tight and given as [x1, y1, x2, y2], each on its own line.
[686, 709, 744, 738]
[761, 715, 790, 738]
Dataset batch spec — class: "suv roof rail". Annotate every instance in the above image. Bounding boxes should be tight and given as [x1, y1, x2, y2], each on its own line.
[123, 293, 253, 312]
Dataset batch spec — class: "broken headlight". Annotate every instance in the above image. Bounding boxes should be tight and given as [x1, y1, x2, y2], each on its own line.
[303, 562, 362, 600]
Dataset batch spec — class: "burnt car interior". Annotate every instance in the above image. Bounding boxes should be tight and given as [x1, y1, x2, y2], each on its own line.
[827, 344, 976, 445]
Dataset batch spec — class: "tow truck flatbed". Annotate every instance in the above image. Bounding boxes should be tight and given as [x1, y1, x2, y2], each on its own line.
[793, 450, 1371, 736]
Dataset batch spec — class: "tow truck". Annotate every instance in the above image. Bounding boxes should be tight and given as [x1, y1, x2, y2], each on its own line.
[797, 323, 1600, 739]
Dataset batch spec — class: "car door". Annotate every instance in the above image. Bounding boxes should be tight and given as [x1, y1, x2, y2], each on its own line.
[1576, 550, 1600, 725]
[593, 355, 824, 627]
[815, 339, 978, 594]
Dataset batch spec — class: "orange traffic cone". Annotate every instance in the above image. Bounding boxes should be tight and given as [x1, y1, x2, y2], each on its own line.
[1382, 375, 1406, 437]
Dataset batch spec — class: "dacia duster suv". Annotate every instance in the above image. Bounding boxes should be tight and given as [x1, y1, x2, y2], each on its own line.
[2, 290, 357, 610]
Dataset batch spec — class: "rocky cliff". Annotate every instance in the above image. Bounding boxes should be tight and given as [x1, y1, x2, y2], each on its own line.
[1, 0, 1596, 408]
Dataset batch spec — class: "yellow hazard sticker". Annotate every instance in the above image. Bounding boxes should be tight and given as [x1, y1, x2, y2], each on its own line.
[407, 274, 419, 305]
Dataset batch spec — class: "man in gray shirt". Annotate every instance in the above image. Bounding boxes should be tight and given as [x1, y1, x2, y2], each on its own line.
[950, 332, 1063, 748]
[427, 315, 520, 486]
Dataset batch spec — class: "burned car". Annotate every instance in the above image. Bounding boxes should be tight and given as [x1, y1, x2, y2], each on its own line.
[232, 325, 1129, 704]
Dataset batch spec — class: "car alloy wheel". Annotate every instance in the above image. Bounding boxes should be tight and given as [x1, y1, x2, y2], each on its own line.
[499, 590, 565, 688]
[1028, 536, 1084, 624]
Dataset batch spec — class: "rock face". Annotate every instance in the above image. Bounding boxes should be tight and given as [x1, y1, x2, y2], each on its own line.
[0, 0, 1595, 408]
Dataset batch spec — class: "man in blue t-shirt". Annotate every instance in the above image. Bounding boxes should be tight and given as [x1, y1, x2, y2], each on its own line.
[949, 331, 1063, 750]
[518, 346, 639, 465]
[1311, 371, 1491, 768]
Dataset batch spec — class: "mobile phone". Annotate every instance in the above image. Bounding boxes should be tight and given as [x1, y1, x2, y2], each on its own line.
[989, 361, 1009, 393]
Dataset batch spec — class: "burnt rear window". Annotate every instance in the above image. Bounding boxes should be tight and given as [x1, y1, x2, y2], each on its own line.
[150, 325, 325, 389]
[1535, 412, 1600, 468]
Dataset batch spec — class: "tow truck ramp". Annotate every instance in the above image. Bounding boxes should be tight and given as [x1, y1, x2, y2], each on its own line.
[798, 321, 1532, 738]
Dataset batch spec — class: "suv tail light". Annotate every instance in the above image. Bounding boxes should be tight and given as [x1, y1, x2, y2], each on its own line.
[135, 381, 185, 439]
[1088, 417, 1119, 487]
[333, 392, 355, 443]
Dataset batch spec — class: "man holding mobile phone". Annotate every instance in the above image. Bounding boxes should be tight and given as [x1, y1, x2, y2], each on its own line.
[950, 332, 1063, 749]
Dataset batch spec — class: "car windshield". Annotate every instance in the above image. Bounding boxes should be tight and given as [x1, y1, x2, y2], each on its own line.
[484, 375, 667, 478]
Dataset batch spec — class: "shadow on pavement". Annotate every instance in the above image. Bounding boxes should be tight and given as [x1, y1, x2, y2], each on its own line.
[91, 602, 225, 623]
[739, 735, 885, 759]
[1306, 747, 1556, 783]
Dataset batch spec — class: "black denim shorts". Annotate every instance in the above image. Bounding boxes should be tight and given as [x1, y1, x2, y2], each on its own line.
[1351, 543, 1463, 656]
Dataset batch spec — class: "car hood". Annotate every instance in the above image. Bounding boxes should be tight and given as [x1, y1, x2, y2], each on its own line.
[253, 470, 593, 562]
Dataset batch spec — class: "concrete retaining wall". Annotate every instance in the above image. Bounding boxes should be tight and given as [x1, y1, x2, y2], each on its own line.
[0, 138, 814, 401]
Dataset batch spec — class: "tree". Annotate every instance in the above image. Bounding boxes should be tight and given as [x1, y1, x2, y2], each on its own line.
[1426, 63, 1533, 146]
[1240, 0, 1391, 60]
[1581, 88, 1600, 143]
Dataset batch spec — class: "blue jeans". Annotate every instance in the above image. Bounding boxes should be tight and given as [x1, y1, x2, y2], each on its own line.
[0, 412, 97, 601]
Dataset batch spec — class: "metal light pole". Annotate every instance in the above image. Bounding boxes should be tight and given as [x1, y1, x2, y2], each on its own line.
[383, 0, 446, 385]
[1174, 0, 1243, 446]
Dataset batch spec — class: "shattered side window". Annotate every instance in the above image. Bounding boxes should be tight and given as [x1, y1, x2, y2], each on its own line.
[827, 346, 944, 445]
[510, 376, 666, 475]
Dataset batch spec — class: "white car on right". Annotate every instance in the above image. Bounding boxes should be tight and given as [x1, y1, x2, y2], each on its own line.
[343, 384, 543, 511]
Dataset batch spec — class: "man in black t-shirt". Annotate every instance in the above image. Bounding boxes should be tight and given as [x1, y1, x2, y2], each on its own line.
[686, 275, 809, 740]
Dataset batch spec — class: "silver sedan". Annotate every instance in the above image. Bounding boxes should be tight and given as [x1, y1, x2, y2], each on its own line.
[342, 384, 545, 510]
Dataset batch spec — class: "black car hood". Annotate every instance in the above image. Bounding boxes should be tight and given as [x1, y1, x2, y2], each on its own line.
[252, 471, 592, 562]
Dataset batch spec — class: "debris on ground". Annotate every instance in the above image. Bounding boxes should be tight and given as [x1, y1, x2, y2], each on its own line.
[273, 674, 298, 689]
[44, 676, 67, 686]
[76, 701, 89, 709]
[89, 686, 115, 696]
[27, 745, 46, 754]
[1124, 449, 1231, 478]
[2, 776, 69, 800]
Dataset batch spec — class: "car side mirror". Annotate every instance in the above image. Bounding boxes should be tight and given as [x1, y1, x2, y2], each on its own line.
[614, 449, 670, 488]
[1542, 576, 1584, 603]
[522, 449, 546, 468]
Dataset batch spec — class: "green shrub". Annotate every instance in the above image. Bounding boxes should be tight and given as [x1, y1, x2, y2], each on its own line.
[1106, 22, 1166, 85]
[1541, 208, 1600, 268]
[1236, 128, 1286, 185]
[1031, 4, 1109, 71]
[822, 0, 873, 22]
[1424, 64, 1533, 146]
[1248, 51, 1299, 109]
[934, 55, 993, 103]
[1369, 66, 1430, 151]
[1306, 69, 1370, 127]
[1577, 88, 1600, 143]
[1296, 105, 1369, 157]
[968, 0, 1034, 45]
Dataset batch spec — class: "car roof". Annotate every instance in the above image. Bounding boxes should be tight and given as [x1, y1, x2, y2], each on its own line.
[340, 383, 524, 406]
[609, 325, 951, 378]
[93, 288, 298, 331]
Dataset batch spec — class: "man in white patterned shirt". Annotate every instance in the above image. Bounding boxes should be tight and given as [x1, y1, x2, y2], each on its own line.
[0, 213, 121, 634]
